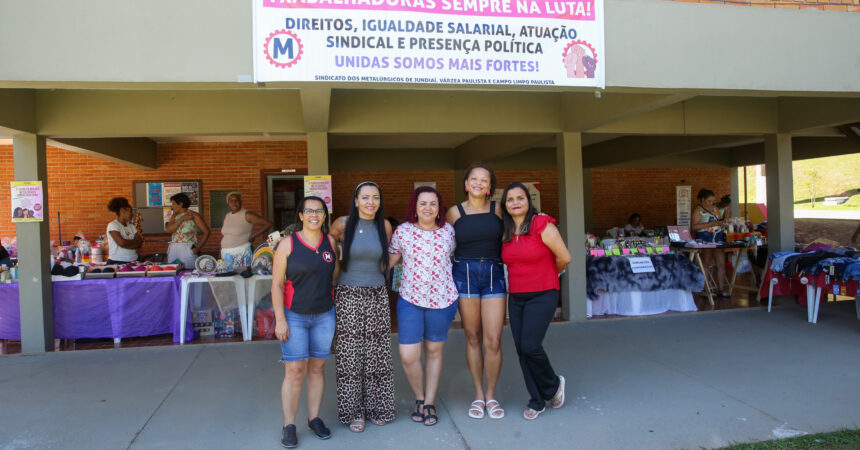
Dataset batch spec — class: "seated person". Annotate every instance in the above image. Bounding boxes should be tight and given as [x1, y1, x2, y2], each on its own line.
[624, 213, 645, 236]
[716, 195, 732, 220]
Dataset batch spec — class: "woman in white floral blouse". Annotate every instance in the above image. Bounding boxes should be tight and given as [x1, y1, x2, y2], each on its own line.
[388, 186, 459, 427]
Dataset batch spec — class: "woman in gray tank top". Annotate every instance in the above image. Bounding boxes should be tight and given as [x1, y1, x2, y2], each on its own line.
[330, 182, 395, 432]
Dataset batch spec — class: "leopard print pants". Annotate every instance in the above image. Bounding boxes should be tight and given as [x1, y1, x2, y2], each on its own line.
[334, 284, 396, 424]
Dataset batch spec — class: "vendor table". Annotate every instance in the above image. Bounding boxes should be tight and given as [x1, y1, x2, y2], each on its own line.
[0, 277, 193, 343]
[586, 253, 704, 317]
[587, 289, 697, 317]
[245, 275, 272, 336]
[179, 275, 248, 343]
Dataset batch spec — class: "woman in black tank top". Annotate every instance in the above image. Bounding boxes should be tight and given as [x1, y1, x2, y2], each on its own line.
[446, 162, 507, 420]
[272, 196, 340, 448]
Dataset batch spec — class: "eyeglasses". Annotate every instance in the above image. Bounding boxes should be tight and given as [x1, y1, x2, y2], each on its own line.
[302, 208, 326, 216]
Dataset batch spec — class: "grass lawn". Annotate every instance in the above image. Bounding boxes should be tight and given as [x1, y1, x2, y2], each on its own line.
[722, 428, 860, 449]
[794, 189, 860, 211]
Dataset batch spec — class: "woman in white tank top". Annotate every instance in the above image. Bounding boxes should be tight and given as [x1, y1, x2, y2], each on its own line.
[220, 191, 273, 269]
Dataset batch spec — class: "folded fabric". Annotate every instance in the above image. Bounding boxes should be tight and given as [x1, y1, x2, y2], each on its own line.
[586, 254, 705, 300]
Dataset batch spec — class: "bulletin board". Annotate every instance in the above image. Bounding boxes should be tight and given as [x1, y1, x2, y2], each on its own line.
[209, 190, 239, 229]
[132, 180, 202, 235]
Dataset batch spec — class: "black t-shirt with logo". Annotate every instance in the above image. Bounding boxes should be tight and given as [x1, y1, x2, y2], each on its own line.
[285, 232, 336, 314]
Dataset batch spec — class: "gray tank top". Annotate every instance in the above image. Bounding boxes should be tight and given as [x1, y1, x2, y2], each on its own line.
[338, 218, 385, 287]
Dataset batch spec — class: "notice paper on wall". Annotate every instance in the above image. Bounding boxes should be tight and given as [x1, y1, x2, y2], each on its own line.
[628, 256, 655, 273]
[10, 181, 44, 222]
[304, 176, 333, 213]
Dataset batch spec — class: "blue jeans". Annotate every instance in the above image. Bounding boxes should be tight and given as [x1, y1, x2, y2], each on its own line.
[452, 258, 506, 299]
[396, 297, 458, 345]
[279, 307, 336, 362]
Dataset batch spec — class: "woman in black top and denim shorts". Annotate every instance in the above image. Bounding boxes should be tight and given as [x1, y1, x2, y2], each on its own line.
[446, 161, 507, 420]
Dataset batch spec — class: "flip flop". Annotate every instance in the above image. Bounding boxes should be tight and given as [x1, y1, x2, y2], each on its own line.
[550, 375, 566, 409]
[523, 407, 545, 420]
[349, 418, 365, 433]
[486, 399, 505, 419]
[468, 400, 485, 419]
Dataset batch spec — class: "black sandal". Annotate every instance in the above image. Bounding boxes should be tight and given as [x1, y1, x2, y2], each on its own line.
[423, 404, 438, 426]
[411, 400, 425, 423]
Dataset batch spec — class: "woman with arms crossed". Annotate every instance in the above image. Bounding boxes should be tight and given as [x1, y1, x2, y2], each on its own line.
[105, 197, 143, 264]
[330, 182, 396, 432]
[389, 186, 459, 427]
[271, 196, 339, 448]
[446, 162, 506, 420]
[501, 182, 571, 421]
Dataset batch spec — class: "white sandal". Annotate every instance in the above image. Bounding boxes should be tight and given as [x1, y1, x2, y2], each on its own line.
[550, 375, 566, 409]
[468, 400, 485, 419]
[486, 399, 505, 419]
[523, 407, 545, 420]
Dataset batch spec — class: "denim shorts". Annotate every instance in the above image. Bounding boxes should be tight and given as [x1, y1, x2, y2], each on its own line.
[279, 307, 336, 362]
[396, 297, 459, 345]
[695, 231, 726, 243]
[452, 259, 506, 299]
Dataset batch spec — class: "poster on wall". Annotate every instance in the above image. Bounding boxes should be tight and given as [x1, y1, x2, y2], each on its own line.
[676, 185, 691, 226]
[162, 182, 182, 205]
[490, 182, 541, 211]
[253, 0, 605, 88]
[147, 183, 163, 207]
[181, 182, 199, 206]
[10, 181, 44, 222]
[304, 176, 333, 213]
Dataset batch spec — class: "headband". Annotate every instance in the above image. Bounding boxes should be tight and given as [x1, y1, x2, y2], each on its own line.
[353, 181, 380, 196]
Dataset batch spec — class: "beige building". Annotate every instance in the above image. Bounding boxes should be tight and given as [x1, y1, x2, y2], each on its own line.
[1, 0, 859, 352]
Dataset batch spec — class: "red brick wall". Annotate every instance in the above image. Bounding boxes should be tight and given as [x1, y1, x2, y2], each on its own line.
[1, 143, 730, 252]
[590, 168, 731, 232]
[0, 142, 307, 256]
[672, 0, 860, 12]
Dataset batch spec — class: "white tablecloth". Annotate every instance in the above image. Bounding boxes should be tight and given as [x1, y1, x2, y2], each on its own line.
[587, 289, 697, 317]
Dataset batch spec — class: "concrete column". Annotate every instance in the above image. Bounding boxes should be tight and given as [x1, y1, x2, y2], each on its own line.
[13, 134, 54, 353]
[764, 134, 794, 253]
[582, 168, 594, 232]
[556, 132, 588, 321]
[453, 169, 466, 204]
[730, 167, 740, 219]
[306, 132, 329, 175]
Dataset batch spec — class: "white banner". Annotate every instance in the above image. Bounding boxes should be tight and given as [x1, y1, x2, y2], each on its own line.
[253, 0, 604, 87]
[676, 185, 691, 227]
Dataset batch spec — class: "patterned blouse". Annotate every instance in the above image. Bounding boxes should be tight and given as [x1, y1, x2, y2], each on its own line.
[171, 212, 197, 244]
[388, 222, 458, 309]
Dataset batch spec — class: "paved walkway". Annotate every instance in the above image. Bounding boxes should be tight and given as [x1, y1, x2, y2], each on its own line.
[1, 300, 859, 450]
[793, 209, 860, 220]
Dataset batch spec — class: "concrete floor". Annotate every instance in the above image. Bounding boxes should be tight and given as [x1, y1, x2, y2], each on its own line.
[1, 300, 859, 450]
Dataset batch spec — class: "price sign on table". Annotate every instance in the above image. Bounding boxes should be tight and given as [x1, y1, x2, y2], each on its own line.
[628, 256, 656, 273]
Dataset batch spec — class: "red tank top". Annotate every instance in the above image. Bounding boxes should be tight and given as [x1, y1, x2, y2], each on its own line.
[501, 214, 560, 293]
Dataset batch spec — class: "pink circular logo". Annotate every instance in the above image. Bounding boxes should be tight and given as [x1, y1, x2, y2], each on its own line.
[264, 30, 303, 69]
[562, 40, 598, 79]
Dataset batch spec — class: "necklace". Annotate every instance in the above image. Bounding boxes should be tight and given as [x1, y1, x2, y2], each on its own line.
[357, 218, 373, 234]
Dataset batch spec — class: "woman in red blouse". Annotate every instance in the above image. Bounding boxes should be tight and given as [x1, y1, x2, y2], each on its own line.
[500, 182, 572, 420]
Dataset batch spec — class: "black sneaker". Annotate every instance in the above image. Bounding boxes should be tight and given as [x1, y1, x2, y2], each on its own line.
[308, 417, 332, 440]
[281, 424, 297, 448]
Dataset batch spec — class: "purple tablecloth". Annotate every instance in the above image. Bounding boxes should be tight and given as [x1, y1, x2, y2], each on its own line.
[0, 276, 193, 342]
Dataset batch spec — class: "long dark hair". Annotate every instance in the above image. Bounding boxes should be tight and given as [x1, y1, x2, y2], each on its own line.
[341, 182, 388, 274]
[405, 186, 446, 227]
[295, 196, 330, 234]
[501, 182, 538, 243]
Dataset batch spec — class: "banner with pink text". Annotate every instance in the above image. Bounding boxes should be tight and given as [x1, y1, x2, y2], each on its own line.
[253, 0, 604, 87]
